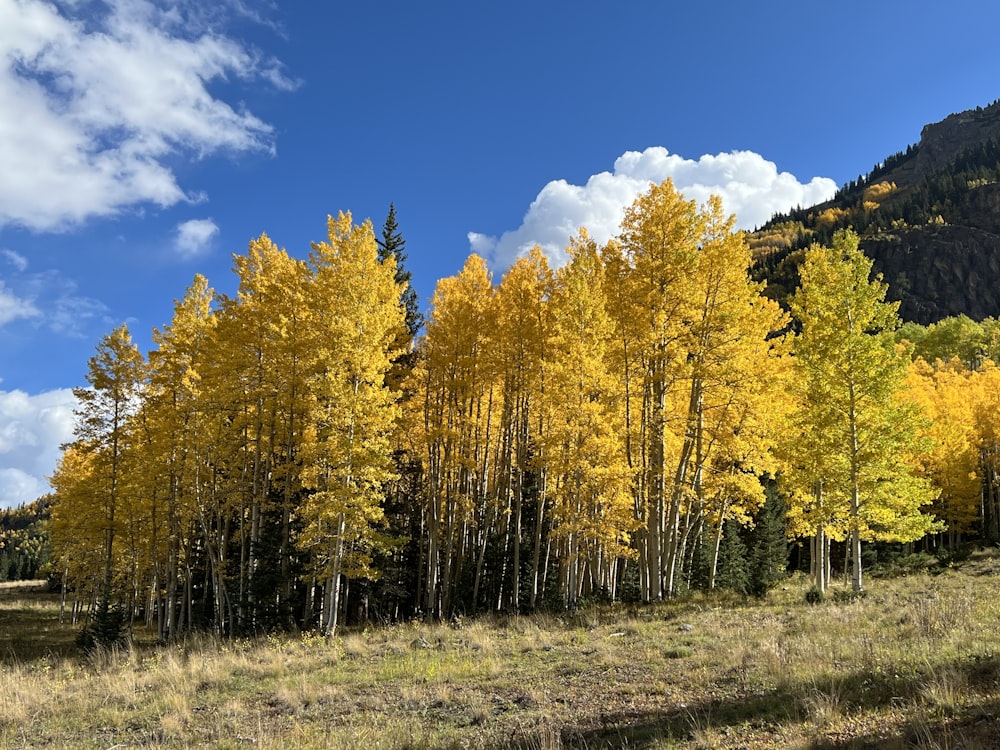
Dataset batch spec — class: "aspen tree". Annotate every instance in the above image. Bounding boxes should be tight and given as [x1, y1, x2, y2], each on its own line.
[49, 444, 104, 618]
[974, 362, 1000, 542]
[415, 254, 496, 619]
[144, 274, 219, 637]
[617, 179, 703, 601]
[667, 196, 789, 593]
[51, 325, 146, 640]
[789, 230, 938, 592]
[490, 247, 552, 612]
[299, 213, 404, 636]
[542, 231, 635, 606]
[210, 235, 313, 632]
[614, 182, 788, 598]
[906, 358, 981, 548]
[71, 325, 146, 606]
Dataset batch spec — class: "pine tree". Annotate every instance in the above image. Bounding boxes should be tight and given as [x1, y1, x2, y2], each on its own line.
[747, 481, 788, 598]
[378, 203, 423, 341]
[715, 519, 749, 594]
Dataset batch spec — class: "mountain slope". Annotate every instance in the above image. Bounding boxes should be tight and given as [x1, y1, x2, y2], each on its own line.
[753, 100, 1000, 324]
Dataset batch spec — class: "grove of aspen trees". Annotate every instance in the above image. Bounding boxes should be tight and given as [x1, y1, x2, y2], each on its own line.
[49, 180, 997, 639]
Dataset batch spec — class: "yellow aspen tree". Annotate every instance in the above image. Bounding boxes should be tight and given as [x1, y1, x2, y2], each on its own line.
[617, 179, 703, 601]
[210, 234, 312, 633]
[973, 362, 1000, 542]
[489, 246, 553, 612]
[49, 444, 104, 619]
[906, 358, 981, 548]
[601, 237, 651, 596]
[667, 196, 790, 594]
[614, 181, 788, 598]
[542, 231, 636, 607]
[790, 229, 939, 592]
[299, 212, 405, 636]
[51, 324, 146, 641]
[414, 253, 496, 619]
[144, 274, 220, 638]
[699, 338, 792, 590]
[71, 324, 146, 607]
[779, 385, 848, 594]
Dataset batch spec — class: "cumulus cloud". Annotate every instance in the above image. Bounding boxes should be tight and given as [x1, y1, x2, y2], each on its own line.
[0, 388, 77, 509]
[470, 147, 838, 271]
[0, 0, 292, 232]
[175, 218, 220, 257]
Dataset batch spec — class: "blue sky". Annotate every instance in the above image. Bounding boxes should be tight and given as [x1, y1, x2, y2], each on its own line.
[1, 0, 999, 508]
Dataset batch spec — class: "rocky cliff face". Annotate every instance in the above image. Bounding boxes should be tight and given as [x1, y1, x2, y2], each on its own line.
[899, 103, 1000, 184]
[864, 224, 1000, 323]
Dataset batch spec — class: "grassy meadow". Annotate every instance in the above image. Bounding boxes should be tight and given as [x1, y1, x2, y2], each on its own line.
[3, 554, 1000, 749]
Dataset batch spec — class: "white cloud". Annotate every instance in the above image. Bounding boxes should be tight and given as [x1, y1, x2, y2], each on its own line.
[471, 147, 838, 271]
[0, 0, 291, 232]
[175, 218, 220, 257]
[0, 280, 40, 326]
[0, 388, 77, 509]
[1, 249, 28, 271]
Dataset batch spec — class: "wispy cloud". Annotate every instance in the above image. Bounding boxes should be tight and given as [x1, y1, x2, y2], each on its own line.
[175, 218, 220, 258]
[1, 249, 28, 272]
[0, 269, 107, 337]
[470, 147, 837, 271]
[0, 281, 41, 327]
[0, 0, 292, 232]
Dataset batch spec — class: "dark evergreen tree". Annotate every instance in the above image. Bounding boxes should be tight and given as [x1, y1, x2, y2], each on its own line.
[373, 203, 425, 622]
[715, 519, 749, 594]
[377, 203, 423, 341]
[747, 480, 789, 598]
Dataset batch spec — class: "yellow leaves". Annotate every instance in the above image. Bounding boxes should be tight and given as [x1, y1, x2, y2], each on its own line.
[543, 231, 636, 556]
[862, 180, 897, 204]
[815, 207, 849, 230]
[787, 230, 938, 553]
[296, 214, 405, 577]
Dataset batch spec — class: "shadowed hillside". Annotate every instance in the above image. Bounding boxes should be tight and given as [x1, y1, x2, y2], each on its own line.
[753, 100, 1000, 323]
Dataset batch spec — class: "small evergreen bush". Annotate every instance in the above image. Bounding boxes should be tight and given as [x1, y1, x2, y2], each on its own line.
[75, 598, 126, 652]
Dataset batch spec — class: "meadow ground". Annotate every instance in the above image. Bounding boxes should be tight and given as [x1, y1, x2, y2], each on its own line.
[3, 552, 1000, 749]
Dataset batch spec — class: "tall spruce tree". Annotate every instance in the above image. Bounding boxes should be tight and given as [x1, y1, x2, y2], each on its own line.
[378, 203, 423, 342]
[747, 480, 788, 597]
[373, 203, 425, 621]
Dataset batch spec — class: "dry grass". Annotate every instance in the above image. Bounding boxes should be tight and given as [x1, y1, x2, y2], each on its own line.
[3, 554, 1000, 749]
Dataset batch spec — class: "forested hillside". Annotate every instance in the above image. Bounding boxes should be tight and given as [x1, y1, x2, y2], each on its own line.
[753, 100, 1000, 322]
[0, 496, 50, 582]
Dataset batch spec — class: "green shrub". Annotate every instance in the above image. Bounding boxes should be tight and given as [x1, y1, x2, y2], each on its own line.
[805, 586, 824, 605]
